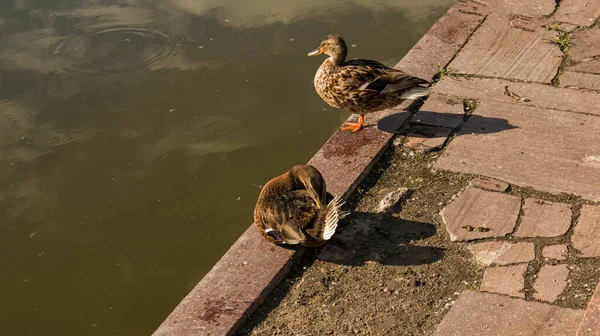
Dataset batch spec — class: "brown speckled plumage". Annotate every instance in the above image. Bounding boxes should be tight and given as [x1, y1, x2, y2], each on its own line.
[253, 165, 348, 247]
[308, 34, 430, 132]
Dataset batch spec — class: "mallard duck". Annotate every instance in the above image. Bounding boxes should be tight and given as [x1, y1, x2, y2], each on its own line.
[253, 165, 349, 247]
[308, 34, 430, 132]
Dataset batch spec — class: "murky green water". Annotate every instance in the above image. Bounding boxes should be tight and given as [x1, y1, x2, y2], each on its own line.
[0, 0, 456, 334]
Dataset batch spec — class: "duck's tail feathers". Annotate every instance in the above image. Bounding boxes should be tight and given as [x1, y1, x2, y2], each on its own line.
[400, 86, 429, 100]
[322, 195, 350, 241]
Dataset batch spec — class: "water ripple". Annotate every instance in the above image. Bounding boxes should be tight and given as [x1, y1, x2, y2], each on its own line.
[51, 24, 186, 75]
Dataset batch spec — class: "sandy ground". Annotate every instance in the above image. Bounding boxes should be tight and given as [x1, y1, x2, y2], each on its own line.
[236, 127, 600, 335]
[237, 140, 482, 335]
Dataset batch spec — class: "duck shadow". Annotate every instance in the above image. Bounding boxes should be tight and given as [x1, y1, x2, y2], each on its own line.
[376, 109, 517, 135]
[316, 211, 444, 267]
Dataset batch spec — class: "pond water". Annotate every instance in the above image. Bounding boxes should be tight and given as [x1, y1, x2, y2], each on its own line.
[0, 0, 456, 334]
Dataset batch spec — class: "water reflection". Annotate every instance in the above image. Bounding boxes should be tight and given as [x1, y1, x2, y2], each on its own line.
[0, 0, 456, 334]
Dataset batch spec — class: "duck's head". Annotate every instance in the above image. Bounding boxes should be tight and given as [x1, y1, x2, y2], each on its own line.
[307, 34, 347, 65]
[290, 165, 327, 208]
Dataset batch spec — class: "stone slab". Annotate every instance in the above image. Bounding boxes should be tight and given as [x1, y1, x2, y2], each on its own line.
[543, 244, 569, 261]
[572, 205, 600, 258]
[469, 176, 510, 192]
[154, 93, 411, 336]
[570, 27, 600, 62]
[433, 291, 585, 336]
[413, 93, 465, 128]
[578, 282, 600, 336]
[436, 100, 600, 202]
[570, 59, 600, 74]
[481, 264, 527, 298]
[449, 14, 563, 83]
[533, 264, 570, 302]
[432, 76, 600, 115]
[395, 5, 484, 80]
[554, 0, 600, 27]
[561, 71, 600, 91]
[514, 199, 572, 238]
[474, 0, 556, 17]
[404, 125, 452, 152]
[440, 188, 521, 241]
[468, 241, 535, 266]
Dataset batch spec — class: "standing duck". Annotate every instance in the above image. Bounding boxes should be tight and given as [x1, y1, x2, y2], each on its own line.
[253, 165, 349, 247]
[308, 34, 430, 133]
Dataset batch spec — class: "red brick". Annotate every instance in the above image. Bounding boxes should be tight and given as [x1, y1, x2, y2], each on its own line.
[570, 59, 600, 74]
[440, 188, 521, 241]
[572, 205, 600, 258]
[469, 176, 510, 192]
[433, 291, 585, 336]
[533, 264, 570, 302]
[554, 0, 600, 27]
[569, 27, 600, 62]
[577, 282, 600, 336]
[436, 100, 600, 202]
[495, 0, 556, 16]
[404, 125, 452, 152]
[542, 244, 569, 261]
[468, 241, 535, 266]
[395, 6, 484, 80]
[561, 71, 600, 91]
[515, 199, 572, 238]
[414, 93, 465, 129]
[449, 14, 563, 83]
[432, 76, 600, 116]
[481, 264, 527, 298]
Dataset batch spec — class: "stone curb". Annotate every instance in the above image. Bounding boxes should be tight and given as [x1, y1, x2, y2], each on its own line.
[577, 282, 600, 336]
[152, 3, 485, 335]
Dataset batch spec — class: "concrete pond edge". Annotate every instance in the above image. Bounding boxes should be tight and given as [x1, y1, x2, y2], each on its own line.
[153, 2, 487, 335]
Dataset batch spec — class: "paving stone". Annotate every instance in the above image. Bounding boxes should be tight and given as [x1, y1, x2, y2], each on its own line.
[542, 244, 569, 260]
[481, 264, 527, 298]
[533, 264, 570, 302]
[469, 176, 510, 192]
[554, 0, 600, 27]
[436, 100, 600, 202]
[561, 71, 600, 91]
[545, 21, 580, 33]
[395, 5, 484, 80]
[432, 76, 600, 116]
[433, 291, 585, 336]
[570, 27, 600, 62]
[570, 59, 600, 74]
[468, 241, 535, 266]
[515, 199, 572, 238]
[449, 14, 563, 83]
[404, 125, 451, 152]
[440, 188, 521, 241]
[571, 205, 600, 258]
[578, 282, 600, 336]
[413, 93, 465, 128]
[474, 0, 556, 16]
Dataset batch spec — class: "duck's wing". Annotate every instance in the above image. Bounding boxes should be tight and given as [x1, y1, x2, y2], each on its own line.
[342, 59, 429, 95]
[255, 193, 315, 245]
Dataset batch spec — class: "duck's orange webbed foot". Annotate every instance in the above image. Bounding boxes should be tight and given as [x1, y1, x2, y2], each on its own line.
[340, 114, 365, 133]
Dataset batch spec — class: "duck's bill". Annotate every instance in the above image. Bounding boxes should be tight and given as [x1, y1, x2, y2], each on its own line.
[307, 48, 322, 56]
